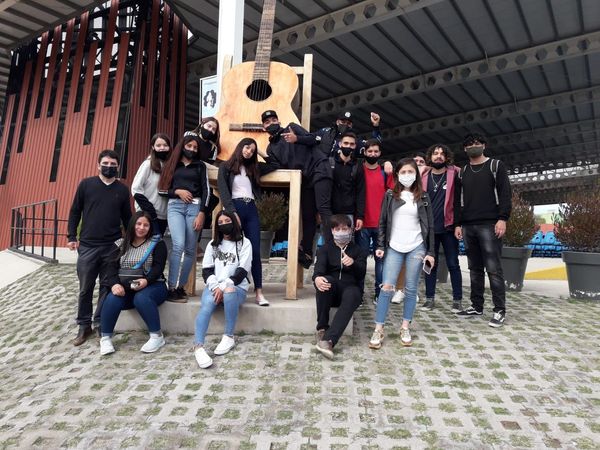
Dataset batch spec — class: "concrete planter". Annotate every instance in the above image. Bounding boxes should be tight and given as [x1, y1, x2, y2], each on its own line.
[500, 246, 532, 292]
[562, 251, 600, 300]
[260, 230, 275, 263]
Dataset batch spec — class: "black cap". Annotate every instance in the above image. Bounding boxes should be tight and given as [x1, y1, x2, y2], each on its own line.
[337, 111, 352, 121]
[261, 110, 278, 123]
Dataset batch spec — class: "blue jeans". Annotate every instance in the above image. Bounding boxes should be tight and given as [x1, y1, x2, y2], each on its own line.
[233, 199, 262, 289]
[101, 282, 167, 334]
[355, 227, 383, 297]
[374, 243, 426, 324]
[194, 286, 247, 345]
[424, 230, 463, 300]
[167, 199, 201, 288]
[462, 224, 506, 312]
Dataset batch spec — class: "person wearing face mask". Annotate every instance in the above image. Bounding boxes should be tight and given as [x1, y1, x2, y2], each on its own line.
[191, 117, 221, 164]
[131, 133, 172, 236]
[355, 139, 395, 304]
[313, 214, 368, 359]
[261, 109, 333, 269]
[331, 132, 366, 230]
[193, 210, 253, 369]
[368, 158, 435, 350]
[158, 134, 210, 302]
[217, 138, 279, 306]
[314, 111, 382, 159]
[67, 149, 133, 346]
[454, 133, 512, 328]
[417, 144, 463, 313]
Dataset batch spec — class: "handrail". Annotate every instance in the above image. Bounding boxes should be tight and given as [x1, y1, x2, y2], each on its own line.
[9, 199, 67, 264]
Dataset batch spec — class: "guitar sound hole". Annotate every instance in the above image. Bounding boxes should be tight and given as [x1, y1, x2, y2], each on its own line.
[246, 80, 273, 101]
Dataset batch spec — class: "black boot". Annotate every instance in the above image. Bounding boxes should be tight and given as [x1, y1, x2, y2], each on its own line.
[73, 325, 93, 346]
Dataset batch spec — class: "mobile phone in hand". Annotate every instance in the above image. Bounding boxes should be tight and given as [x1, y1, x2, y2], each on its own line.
[422, 259, 432, 275]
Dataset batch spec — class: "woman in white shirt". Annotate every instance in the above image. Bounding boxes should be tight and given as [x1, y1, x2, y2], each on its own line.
[217, 138, 279, 306]
[131, 133, 172, 235]
[193, 210, 253, 369]
[369, 158, 435, 349]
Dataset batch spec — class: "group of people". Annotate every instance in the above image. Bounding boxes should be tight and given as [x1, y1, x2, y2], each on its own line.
[66, 108, 511, 366]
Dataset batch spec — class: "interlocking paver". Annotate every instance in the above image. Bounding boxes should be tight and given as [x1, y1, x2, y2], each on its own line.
[0, 263, 599, 449]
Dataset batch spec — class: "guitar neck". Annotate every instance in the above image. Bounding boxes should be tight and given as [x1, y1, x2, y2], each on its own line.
[253, 0, 276, 81]
[229, 123, 265, 132]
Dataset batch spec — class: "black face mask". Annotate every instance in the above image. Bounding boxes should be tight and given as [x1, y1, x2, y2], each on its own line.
[183, 149, 198, 160]
[200, 128, 216, 141]
[431, 161, 446, 169]
[218, 223, 234, 235]
[337, 124, 349, 135]
[155, 151, 169, 161]
[265, 123, 281, 136]
[365, 155, 379, 165]
[242, 156, 253, 165]
[100, 166, 118, 179]
[340, 146, 353, 157]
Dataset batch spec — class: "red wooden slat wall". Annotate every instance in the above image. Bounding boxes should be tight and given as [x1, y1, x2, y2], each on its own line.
[0, 0, 188, 249]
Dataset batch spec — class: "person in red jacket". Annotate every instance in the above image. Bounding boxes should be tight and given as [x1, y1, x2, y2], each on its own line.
[419, 144, 463, 313]
[355, 139, 394, 303]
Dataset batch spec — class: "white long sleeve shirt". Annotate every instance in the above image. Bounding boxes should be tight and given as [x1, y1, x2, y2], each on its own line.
[203, 237, 253, 291]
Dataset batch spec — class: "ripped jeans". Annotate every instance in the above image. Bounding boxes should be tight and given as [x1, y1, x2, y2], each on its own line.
[374, 243, 426, 324]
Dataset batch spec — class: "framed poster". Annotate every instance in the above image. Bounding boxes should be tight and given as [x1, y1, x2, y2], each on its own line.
[200, 75, 218, 119]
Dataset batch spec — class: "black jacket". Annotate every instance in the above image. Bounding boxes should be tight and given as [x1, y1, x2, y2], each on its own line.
[331, 158, 366, 219]
[377, 190, 435, 256]
[313, 125, 382, 159]
[266, 123, 331, 183]
[312, 241, 367, 287]
[217, 161, 279, 213]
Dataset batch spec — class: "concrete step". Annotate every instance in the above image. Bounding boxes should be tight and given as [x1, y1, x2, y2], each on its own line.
[114, 282, 352, 335]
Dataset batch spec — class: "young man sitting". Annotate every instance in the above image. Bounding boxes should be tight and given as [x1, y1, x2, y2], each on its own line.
[313, 214, 367, 359]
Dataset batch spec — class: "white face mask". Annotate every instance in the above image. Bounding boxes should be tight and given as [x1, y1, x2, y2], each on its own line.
[398, 173, 416, 188]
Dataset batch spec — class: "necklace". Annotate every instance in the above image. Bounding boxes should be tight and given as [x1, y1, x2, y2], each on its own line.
[469, 161, 487, 174]
[430, 172, 446, 193]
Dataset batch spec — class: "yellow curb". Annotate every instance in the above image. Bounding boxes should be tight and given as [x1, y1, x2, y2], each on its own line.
[524, 266, 567, 280]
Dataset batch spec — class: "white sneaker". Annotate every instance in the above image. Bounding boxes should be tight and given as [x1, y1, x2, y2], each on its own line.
[194, 346, 213, 369]
[140, 334, 165, 353]
[256, 294, 270, 306]
[391, 290, 405, 304]
[400, 327, 412, 347]
[214, 335, 235, 355]
[100, 336, 115, 356]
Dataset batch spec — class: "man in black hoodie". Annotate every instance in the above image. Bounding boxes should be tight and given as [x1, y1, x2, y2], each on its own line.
[454, 133, 512, 328]
[313, 214, 367, 359]
[261, 110, 332, 268]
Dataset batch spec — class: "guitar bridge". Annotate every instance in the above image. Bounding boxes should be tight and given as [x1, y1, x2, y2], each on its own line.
[229, 123, 265, 132]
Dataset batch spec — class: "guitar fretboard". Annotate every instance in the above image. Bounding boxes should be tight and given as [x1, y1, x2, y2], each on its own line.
[230, 123, 265, 132]
[253, 0, 276, 81]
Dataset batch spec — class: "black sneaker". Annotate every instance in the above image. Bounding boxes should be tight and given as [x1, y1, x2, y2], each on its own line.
[298, 250, 312, 269]
[167, 289, 187, 303]
[420, 298, 435, 311]
[488, 311, 506, 328]
[451, 299, 463, 313]
[456, 306, 483, 317]
[372, 293, 378, 306]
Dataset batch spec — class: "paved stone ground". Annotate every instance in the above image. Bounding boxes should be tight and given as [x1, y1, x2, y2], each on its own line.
[0, 263, 599, 450]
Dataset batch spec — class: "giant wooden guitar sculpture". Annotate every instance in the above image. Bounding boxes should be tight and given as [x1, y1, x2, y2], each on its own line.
[215, 0, 299, 161]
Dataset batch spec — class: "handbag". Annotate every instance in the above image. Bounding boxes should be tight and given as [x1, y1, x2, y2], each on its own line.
[118, 238, 160, 286]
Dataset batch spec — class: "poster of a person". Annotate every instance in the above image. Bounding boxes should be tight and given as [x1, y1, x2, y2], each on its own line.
[200, 75, 218, 118]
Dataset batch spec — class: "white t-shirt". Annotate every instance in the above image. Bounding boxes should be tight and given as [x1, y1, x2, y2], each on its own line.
[231, 166, 254, 200]
[389, 191, 423, 253]
[203, 237, 252, 291]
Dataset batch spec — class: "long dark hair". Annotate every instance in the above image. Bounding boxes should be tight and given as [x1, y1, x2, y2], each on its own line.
[212, 210, 243, 248]
[193, 116, 221, 153]
[119, 211, 153, 258]
[224, 137, 261, 186]
[158, 135, 199, 191]
[393, 158, 423, 201]
[149, 133, 172, 174]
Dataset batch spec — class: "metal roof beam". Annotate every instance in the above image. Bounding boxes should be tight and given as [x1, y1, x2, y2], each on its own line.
[512, 166, 600, 185]
[187, 0, 446, 76]
[381, 86, 600, 140]
[311, 30, 600, 118]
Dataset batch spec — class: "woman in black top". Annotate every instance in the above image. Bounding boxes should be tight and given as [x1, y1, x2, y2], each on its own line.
[217, 137, 279, 306]
[158, 134, 209, 301]
[192, 116, 221, 164]
[100, 211, 168, 356]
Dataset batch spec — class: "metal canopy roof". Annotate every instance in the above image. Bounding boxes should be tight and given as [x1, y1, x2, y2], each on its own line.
[173, 0, 600, 203]
[1, 0, 599, 203]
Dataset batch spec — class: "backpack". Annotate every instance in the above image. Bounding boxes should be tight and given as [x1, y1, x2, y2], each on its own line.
[458, 159, 499, 207]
